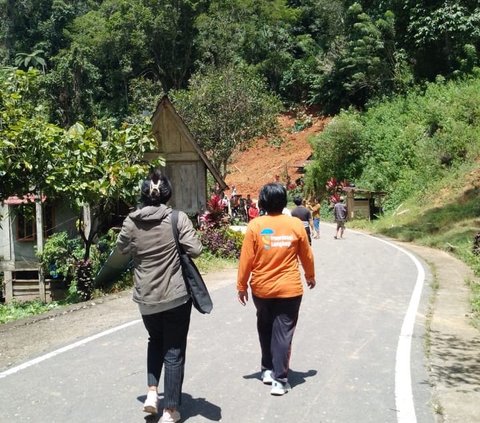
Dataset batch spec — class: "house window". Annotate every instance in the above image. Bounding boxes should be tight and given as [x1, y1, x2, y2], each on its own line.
[16, 204, 55, 242]
[17, 210, 36, 241]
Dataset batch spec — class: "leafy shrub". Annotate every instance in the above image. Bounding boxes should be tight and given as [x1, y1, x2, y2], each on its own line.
[0, 300, 60, 324]
[200, 227, 243, 259]
[38, 232, 83, 281]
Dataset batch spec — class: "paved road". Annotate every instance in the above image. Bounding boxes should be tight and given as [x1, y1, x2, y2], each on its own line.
[0, 224, 436, 422]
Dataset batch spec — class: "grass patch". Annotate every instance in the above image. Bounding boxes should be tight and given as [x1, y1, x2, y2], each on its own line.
[194, 251, 238, 273]
[357, 163, 480, 277]
[0, 300, 62, 324]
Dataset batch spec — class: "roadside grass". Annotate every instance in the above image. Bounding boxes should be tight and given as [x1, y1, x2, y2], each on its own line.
[195, 251, 237, 273]
[351, 163, 480, 324]
[0, 300, 62, 324]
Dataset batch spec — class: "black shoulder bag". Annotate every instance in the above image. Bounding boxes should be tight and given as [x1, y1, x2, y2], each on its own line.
[171, 210, 213, 314]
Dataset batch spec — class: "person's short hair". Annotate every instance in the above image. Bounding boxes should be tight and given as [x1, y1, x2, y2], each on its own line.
[293, 196, 303, 206]
[258, 183, 287, 214]
[140, 169, 172, 206]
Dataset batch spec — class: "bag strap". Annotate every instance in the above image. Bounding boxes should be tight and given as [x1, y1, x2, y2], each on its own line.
[170, 210, 185, 255]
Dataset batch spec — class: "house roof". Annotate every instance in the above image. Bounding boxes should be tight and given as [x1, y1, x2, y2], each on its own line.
[151, 95, 228, 191]
[4, 194, 47, 205]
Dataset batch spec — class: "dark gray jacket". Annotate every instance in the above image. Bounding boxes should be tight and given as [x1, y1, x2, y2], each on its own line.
[117, 205, 202, 308]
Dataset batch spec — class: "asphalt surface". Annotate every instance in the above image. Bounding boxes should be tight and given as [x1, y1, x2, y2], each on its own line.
[0, 224, 479, 422]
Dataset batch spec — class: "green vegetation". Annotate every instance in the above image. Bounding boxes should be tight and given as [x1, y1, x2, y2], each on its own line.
[0, 300, 61, 324]
[2, 1, 480, 123]
[2, 1, 480, 322]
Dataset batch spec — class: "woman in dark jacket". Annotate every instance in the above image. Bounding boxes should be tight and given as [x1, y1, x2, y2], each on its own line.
[117, 170, 202, 422]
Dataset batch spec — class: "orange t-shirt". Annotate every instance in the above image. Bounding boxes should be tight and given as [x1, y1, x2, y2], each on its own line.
[237, 214, 315, 298]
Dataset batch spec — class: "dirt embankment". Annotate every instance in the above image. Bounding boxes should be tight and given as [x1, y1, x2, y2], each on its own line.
[224, 113, 330, 199]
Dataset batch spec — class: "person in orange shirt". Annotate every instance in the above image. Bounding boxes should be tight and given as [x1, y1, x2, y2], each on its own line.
[237, 183, 316, 395]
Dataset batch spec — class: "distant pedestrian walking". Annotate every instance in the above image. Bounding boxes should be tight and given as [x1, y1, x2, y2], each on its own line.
[237, 183, 316, 396]
[291, 196, 314, 245]
[310, 198, 321, 239]
[117, 170, 203, 422]
[334, 196, 348, 239]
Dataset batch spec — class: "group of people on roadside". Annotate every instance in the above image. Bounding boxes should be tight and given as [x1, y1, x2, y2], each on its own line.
[114, 170, 346, 422]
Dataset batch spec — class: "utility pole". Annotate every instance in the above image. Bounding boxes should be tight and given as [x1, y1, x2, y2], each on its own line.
[35, 191, 46, 301]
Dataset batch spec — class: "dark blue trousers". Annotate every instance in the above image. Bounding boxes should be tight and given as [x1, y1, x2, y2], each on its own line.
[142, 300, 192, 408]
[252, 295, 302, 383]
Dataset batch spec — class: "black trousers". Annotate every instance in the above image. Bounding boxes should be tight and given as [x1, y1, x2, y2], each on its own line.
[252, 295, 302, 383]
[141, 300, 192, 409]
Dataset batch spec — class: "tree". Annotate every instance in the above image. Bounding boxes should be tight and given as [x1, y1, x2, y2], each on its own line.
[195, 0, 311, 98]
[170, 65, 282, 177]
[304, 111, 365, 196]
[1, 67, 162, 261]
[47, 118, 163, 261]
[315, 3, 399, 112]
[0, 68, 61, 200]
[47, 0, 205, 123]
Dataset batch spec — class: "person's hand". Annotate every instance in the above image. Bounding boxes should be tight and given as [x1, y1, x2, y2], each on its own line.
[306, 278, 316, 289]
[238, 290, 249, 306]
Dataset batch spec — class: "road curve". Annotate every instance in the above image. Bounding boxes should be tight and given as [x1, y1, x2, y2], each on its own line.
[0, 223, 435, 423]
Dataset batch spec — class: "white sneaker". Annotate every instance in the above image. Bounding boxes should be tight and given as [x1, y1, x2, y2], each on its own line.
[270, 380, 291, 396]
[261, 369, 274, 385]
[142, 391, 158, 414]
[159, 409, 181, 423]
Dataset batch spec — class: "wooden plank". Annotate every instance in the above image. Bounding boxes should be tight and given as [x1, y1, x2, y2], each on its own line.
[4, 271, 13, 302]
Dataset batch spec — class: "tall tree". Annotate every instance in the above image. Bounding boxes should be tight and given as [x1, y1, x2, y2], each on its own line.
[171, 65, 282, 177]
[47, 0, 205, 124]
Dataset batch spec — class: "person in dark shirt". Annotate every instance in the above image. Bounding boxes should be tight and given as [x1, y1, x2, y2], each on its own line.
[334, 196, 348, 239]
[291, 196, 314, 245]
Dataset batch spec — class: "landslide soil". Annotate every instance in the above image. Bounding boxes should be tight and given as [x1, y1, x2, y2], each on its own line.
[224, 113, 330, 199]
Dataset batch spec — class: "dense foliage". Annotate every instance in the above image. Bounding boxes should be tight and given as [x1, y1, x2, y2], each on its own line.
[171, 65, 281, 176]
[306, 73, 480, 211]
[1, 0, 479, 121]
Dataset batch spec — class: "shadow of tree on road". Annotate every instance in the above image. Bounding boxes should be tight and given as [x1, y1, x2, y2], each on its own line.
[139, 392, 222, 422]
[243, 368, 317, 388]
[430, 330, 480, 393]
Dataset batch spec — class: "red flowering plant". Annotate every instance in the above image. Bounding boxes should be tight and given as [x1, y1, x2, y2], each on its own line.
[198, 194, 243, 259]
[326, 178, 349, 203]
[199, 194, 228, 230]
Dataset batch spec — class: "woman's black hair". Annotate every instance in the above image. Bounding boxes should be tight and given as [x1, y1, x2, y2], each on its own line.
[258, 183, 287, 214]
[140, 169, 172, 206]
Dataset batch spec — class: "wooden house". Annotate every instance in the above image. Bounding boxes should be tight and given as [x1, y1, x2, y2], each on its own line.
[1, 96, 226, 303]
[343, 187, 385, 220]
[148, 95, 228, 216]
[0, 195, 77, 302]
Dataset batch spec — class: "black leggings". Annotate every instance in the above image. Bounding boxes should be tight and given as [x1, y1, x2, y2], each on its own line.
[252, 295, 302, 383]
[142, 300, 192, 408]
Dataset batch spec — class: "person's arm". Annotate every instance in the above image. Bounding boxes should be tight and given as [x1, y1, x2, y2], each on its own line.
[177, 211, 203, 258]
[308, 211, 314, 232]
[237, 226, 255, 305]
[297, 227, 316, 289]
[116, 217, 133, 255]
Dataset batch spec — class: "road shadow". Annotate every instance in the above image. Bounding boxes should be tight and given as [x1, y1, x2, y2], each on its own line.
[138, 392, 222, 422]
[243, 368, 317, 388]
[430, 330, 480, 392]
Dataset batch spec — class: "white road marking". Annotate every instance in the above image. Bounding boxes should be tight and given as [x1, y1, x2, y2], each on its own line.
[362, 232, 425, 423]
[1, 227, 427, 423]
[0, 319, 141, 379]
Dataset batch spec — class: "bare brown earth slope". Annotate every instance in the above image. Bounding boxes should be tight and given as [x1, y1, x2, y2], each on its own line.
[224, 113, 330, 198]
